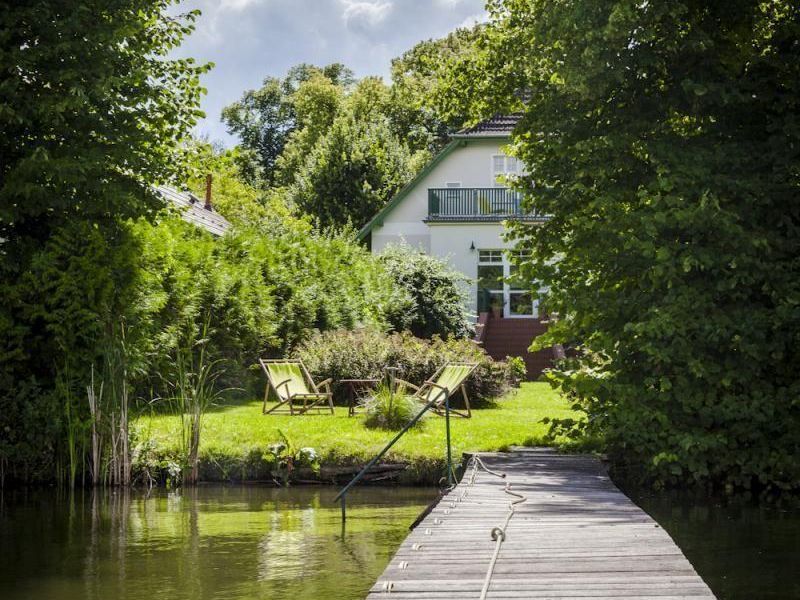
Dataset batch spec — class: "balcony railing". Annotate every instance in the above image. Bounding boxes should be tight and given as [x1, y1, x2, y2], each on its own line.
[427, 188, 547, 222]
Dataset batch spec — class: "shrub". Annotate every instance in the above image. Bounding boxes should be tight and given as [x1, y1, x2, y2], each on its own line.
[129, 213, 411, 399]
[361, 383, 422, 430]
[378, 243, 473, 339]
[295, 328, 520, 405]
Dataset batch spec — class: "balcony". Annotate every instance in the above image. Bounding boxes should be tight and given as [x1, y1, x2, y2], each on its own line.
[426, 188, 548, 222]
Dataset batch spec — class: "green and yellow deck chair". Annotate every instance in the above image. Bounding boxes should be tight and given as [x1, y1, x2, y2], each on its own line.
[396, 363, 477, 419]
[259, 359, 334, 415]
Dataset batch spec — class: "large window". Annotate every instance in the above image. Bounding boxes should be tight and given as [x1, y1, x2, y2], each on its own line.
[477, 249, 537, 318]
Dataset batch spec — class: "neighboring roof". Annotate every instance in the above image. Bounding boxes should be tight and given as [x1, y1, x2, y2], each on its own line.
[357, 139, 464, 241]
[454, 113, 522, 138]
[156, 185, 231, 237]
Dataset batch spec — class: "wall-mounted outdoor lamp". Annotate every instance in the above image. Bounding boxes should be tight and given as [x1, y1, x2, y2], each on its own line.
[469, 241, 475, 251]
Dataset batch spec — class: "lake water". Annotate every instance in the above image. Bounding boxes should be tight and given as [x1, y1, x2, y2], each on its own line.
[1, 484, 798, 599]
[0, 486, 438, 600]
[627, 487, 800, 600]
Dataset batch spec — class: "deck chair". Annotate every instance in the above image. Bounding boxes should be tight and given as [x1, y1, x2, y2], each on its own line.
[396, 363, 478, 419]
[259, 359, 334, 415]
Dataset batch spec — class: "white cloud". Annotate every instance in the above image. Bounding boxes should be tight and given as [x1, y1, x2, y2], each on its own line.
[219, 0, 263, 10]
[340, 0, 393, 29]
[458, 11, 488, 28]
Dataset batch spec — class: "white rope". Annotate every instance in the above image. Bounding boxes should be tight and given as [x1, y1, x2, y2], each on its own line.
[385, 456, 525, 599]
[476, 462, 527, 600]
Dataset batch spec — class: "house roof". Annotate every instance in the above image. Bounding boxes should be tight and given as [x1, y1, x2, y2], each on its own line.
[453, 113, 522, 138]
[156, 185, 231, 237]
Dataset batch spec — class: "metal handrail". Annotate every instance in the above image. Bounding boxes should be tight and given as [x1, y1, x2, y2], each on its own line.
[334, 381, 454, 522]
[427, 187, 548, 221]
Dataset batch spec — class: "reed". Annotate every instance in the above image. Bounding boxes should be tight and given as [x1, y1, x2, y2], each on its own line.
[85, 323, 133, 487]
[166, 320, 229, 485]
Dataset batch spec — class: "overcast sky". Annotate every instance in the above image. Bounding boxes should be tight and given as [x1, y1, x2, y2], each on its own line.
[171, 0, 487, 146]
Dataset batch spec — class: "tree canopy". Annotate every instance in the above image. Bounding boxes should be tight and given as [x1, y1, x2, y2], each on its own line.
[220, 31, 479, 229]
[439, 0, 800, 489]
[220, 63, 354, 184]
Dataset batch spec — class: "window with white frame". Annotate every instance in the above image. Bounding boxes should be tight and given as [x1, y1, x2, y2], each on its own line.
[477, 248, 537, 317]
[477, 249, 504, 312]
[478, 249, 503, 263]
[491, 154, 521, 187]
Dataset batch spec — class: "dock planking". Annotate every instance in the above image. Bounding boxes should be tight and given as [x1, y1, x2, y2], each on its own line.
[366, 448, 715, 599]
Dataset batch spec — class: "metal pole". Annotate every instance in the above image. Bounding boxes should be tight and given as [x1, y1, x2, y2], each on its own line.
[334, 392, 442, 505]
[445, 394, 453, 485]
[341, 496, 346, 522]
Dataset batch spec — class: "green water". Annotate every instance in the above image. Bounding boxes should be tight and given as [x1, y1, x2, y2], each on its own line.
[2, 485, 799, 599]
[0, 486, 437, 600]
[627, 488, 800, 599]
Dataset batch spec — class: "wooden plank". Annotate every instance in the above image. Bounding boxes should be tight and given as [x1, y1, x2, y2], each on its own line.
[365, 448, 715, 600]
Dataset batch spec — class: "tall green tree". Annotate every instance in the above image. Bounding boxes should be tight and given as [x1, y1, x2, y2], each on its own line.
[442, 0, 800, 488]
[221, 63, 354, 184]
[286, 78, 424, 229]
[0, 0, 208, 482]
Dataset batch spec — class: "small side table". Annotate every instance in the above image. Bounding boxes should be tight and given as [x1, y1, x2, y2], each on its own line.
[339, 378, 380, 416]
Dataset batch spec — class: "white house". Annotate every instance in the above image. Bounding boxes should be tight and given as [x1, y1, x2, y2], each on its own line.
[358, 115, 554, 377]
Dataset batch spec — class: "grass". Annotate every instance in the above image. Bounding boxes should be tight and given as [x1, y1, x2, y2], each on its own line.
[134, 382, 577, 482]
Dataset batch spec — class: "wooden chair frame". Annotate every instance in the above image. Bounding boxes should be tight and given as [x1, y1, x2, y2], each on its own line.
[259, 358, 334, 416]
[395, 363, 478, 419]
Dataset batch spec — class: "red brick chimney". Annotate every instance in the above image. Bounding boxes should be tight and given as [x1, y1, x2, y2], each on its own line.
[204, 174, 213, 211]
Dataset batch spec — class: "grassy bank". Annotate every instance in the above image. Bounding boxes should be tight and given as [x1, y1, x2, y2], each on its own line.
[134, 382, 577, 484]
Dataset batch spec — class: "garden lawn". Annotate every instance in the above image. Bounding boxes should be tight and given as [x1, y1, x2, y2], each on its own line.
[135, 382, 577, 481]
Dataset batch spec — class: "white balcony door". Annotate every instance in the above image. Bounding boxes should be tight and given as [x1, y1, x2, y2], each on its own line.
[477, 250, 538, 319]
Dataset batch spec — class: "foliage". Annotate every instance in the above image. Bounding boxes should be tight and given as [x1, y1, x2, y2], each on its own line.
[164, 323, 231, 485]
[266, 430, 321, 486]
[504, 356, 528, 385]
[378, 243, 473, 339]
[86, 330, 136, 488]
[0, 0, 207, 483]
[295, 328, 521, 406]
[1, 206, 409, 483]
[221, 63, 354, 184]
[283, 78, 425, 229]
[136, 383, 576, 483]
[441, 0, 800, 489]
[361, 383, 422, 431]
[129, 213, 410, 396]
[389, 26, 481, 154]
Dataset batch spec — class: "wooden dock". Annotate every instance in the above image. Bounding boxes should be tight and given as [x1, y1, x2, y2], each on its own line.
[367, 448, 715, 599]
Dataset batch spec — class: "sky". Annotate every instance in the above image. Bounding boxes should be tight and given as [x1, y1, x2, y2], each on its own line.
[171, 0, 488, 146]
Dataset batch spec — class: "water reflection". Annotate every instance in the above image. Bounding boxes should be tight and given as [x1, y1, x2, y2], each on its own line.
[626, 487, 800, 600]
[0, 486, 437, 600]
[4, 484, 798, 599]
